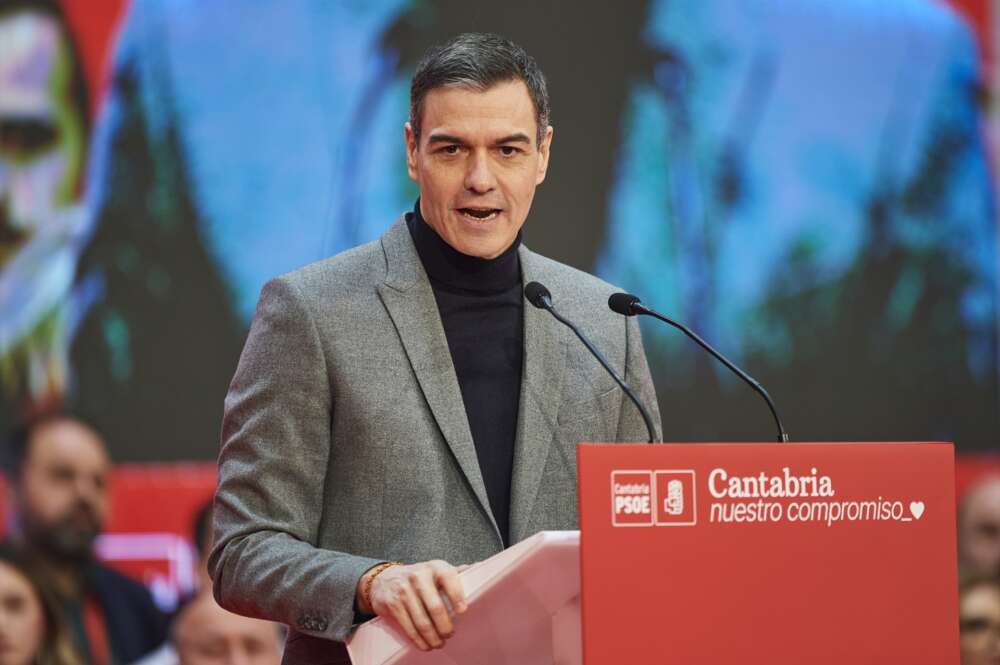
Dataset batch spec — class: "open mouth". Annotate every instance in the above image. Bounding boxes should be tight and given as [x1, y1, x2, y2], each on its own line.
[458, 207, 501, 221]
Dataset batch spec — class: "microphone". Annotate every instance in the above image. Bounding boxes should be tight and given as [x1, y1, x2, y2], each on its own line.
[525, 282, 658, 443]
[609, 292, 789, 443]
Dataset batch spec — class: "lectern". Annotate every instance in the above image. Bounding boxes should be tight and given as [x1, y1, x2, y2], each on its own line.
[346, 530, 581, 664]
[348, 442, 959, 664]
[579, 442, 959, 664]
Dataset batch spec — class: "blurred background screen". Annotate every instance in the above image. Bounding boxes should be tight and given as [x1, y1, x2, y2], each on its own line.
[0, 1, 998, 599]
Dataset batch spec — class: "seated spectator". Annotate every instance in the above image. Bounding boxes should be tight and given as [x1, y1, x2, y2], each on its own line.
[0, 543, 81, 665]
[191, 501, 214, 593]
[173, 591, 282, 665]
[959, 476, 1000, 577]
[3, 413, 167, 664]
[132, 500, 216, 665]
[958, 573, 1000, 665]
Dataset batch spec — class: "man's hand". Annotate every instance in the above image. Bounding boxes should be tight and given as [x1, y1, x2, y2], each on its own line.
[356, 560, 468, 650]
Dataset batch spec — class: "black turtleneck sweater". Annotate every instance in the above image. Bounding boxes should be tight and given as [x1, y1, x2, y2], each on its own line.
[407, 202, 523, 546]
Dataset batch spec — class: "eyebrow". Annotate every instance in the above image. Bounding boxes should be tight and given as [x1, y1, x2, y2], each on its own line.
[425, 132, 533, 146]
[427, 133, 467, 145]
[493, 133, 532, 145]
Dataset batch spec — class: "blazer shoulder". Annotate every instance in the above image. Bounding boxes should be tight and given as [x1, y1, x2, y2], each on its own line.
[522, 248, 622, 306]
[266, 237, 385, 303]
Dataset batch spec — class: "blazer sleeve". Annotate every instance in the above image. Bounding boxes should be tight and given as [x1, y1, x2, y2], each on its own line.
[615, 316, 663, 442]
[208, 276, 383, 641]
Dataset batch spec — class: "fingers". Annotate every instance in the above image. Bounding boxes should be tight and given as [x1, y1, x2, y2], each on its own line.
[369, 560, 467, 651]
[432, 562, 468, 615]
[405, 581, 448, 648]
[412, 567, 455, 640]
[386, 594, 430, 651]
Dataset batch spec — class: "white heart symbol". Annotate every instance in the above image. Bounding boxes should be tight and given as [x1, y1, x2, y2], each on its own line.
[909, 501, 925, 520]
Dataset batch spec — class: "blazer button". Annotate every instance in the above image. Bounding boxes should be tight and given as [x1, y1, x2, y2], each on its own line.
[297, 614, 329, 632]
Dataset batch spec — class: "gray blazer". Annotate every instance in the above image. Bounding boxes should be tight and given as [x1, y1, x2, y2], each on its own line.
[209, 217, 661, 653]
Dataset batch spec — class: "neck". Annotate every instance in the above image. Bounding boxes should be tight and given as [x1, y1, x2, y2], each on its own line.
[8, 527, 88, 597]
[407, 200, 521, 294]
[36, 554, 85, 596]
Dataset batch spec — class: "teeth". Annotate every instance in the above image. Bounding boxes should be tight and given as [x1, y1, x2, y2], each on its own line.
[460, 209, 499, 221]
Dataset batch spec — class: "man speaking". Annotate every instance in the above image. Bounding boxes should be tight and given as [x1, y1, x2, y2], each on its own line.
[210, 33, 661, 662]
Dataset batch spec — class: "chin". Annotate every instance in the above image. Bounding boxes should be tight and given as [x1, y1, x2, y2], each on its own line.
[455, 227, 517, 258]
[459, 239, 510, 259]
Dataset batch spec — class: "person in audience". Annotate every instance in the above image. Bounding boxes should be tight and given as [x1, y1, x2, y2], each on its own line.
[191, 501, 214, 592]
[131, 500, 216, 665]
[0, 543, 81, 665]
[130, 499, 218, 665]
[172, 592, 282, 665]
[959, 573, 1000, 665]
[3, 413, 167, 664]
[959, 476, 1000, 577]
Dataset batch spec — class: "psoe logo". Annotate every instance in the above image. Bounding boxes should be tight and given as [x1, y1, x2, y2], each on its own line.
[611, 470, 697, 527]
[611, 470, 654, 526]
[655, 470, 696, 526]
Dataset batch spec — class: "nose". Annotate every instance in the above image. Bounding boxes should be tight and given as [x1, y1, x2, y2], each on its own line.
[226, 647, 252, 665]
[73, 474, 103, 509]
[463, 150, 496, 194]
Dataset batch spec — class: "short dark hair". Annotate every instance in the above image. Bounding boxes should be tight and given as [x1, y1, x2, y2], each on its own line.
[192, 500, 214, 557]
[2, 411, 99, 480]
[410, 32, 550, 146]
[959, 571, 1000, 595]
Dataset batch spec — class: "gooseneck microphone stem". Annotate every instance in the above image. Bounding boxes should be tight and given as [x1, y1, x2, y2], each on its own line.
[525, 282, 659, 443]
[627, 299, 789, 443]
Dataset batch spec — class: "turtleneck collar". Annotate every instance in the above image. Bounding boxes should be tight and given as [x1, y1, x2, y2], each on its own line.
[407, 199, 522, 295]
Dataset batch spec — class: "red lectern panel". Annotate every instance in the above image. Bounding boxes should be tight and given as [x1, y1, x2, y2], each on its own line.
[578, 442, 958, 665]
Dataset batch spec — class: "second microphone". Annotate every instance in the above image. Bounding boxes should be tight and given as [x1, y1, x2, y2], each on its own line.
[524, 281, 660, 443]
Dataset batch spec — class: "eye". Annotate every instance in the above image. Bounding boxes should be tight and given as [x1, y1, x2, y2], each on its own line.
[960, 617, 990, 634]
[441, 145, 461, 155]
[499, 145, 520, 157]
[1, 593, 26, 613]
[49, 465, 75, 485]
[0, 118, 59, 158]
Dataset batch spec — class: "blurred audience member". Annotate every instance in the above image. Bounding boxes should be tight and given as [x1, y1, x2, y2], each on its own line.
[3, 413, 167, 664]
[132, 500, 216, 665]
[191, 501, 213, 592]
[0, 543, 81, 665]
[960, 476, 1000, 576]
[959, 573, 1000, 665]
[173, 592, 282, 665]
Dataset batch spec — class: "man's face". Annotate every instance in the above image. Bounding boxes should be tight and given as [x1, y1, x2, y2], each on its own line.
[0, 10, 85, 265]
[14, 420, 110, 562]
[959, 584, 1000, 665]
[175, 593, 282, 665]
[405, 79, 552, 259]
[959, 478, 1000, 576]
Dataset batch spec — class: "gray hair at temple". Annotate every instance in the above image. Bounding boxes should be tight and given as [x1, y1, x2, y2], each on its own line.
[409, 32, 551, 146]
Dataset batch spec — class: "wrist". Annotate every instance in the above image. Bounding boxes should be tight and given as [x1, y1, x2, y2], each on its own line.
[356, 561, 401, 615]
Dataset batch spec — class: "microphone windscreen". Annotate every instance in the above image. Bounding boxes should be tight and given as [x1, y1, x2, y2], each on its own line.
[608, 292, 640, 316]
[524, 281, 552, 309]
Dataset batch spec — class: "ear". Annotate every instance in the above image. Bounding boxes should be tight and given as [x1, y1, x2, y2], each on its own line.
[535, 125, 554, 185]
[404, 122, 419, 181]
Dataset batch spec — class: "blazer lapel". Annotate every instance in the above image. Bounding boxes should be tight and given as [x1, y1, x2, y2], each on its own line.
[509, 247, 567, 543]
[376, 219, 499, 537]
